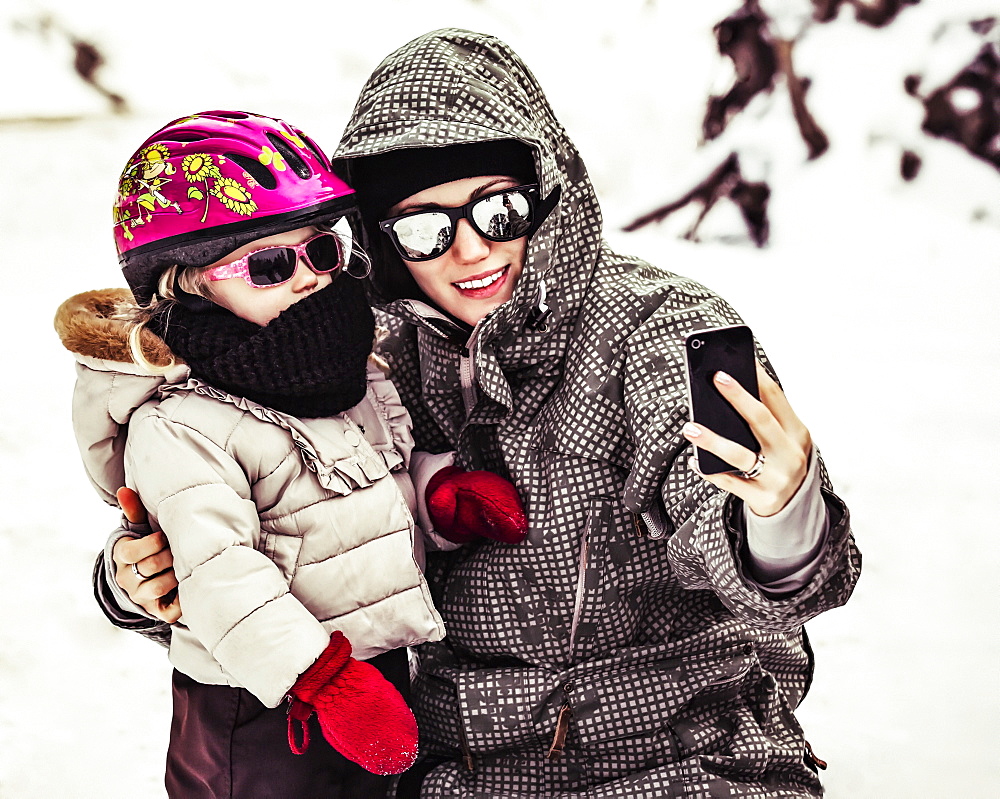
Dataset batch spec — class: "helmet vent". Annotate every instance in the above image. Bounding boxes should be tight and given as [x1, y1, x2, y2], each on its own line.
[225, 152, 279, 190]
[299, 133, 331, 170]
[165, 131, 211, 143]
[265, 132, 311, 179]
[212, 111, 250, 120]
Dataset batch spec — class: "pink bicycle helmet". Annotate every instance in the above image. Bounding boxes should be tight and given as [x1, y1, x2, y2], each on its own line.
[114, 110, 361, 304]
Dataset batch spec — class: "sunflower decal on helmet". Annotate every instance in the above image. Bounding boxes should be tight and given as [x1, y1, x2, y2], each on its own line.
[115, 142, 262, 236]
[181, 153, 221, 183]
[180, 152, 251, 222]
[177, 149, 257, 221]
[210, 175, 258, 216]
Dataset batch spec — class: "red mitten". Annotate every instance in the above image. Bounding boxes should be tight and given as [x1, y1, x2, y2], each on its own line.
[286, 632, 418, 775]
[426, 466, 528, 544]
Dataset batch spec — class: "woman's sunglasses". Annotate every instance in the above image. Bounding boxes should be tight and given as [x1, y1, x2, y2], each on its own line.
[203, 230, 345, 288]
[379, 184, 538, 262]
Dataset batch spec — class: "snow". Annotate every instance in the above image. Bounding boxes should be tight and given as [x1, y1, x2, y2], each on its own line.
[2, 0, 998, 796]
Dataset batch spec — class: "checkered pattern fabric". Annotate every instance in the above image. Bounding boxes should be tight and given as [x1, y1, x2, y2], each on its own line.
[336, 28, 861, 798]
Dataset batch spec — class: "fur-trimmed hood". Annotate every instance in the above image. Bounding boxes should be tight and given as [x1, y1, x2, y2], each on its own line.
[54, 288, 190, 505]
[53, 287, 175, 369]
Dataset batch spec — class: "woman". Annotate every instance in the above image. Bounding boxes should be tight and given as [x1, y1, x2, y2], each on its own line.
[102, 29, 860, 797]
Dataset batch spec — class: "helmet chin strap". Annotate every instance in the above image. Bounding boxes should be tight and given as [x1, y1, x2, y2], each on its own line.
[173, 283, 218, 313]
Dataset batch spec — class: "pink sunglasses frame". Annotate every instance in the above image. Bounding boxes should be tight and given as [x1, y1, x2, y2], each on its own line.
[204, 231, 343, 288]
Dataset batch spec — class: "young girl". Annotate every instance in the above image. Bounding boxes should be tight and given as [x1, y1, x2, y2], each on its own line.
[55, 110, 525, 798]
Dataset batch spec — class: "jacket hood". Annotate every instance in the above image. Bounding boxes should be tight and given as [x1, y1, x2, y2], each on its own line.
[335, 28, 604, 349]
[54, 288, 175, 370]
[55, 289, 189, 505]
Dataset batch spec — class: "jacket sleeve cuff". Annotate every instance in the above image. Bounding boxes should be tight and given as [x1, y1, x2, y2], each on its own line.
[409, 450, 463, 551]
[92, 549, 172, 648]
[101, 524, 159, 622]
[742, 447, 830, 593]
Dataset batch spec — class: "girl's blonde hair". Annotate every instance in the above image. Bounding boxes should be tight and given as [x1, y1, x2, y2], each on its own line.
[120, 264, 212, 374]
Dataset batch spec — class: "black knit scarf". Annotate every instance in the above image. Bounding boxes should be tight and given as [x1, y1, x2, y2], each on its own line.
[151, 278, 375, 418]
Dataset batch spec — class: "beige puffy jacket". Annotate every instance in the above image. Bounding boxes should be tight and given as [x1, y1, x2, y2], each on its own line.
[56, 289, 445, 708]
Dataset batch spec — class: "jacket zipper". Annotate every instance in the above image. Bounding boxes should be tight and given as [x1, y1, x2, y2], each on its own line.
[458, 326, 482, 416]
[424, 672, 476, 772]
[458, 721, 475, 771]
[634, 509, 667, 540]
[568, 517, 592, 652]
[459, 349, 477, 415]
[559, 513, 594, 758]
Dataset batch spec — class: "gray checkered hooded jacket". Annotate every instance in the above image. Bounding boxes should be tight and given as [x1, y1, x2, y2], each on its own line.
[338, 28, 861, 798]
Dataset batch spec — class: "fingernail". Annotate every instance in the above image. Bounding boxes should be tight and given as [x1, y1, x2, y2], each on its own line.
[715, 371, 733, 385]
[682, 422, 701, 438]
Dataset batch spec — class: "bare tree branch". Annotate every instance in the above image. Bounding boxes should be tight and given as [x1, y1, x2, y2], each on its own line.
[12, 13, 128, 114]
[811, 0, 920, 27]
[773, 39, 829, 159]
[623, 152, 771, 246]
[703, 2, 777, 142]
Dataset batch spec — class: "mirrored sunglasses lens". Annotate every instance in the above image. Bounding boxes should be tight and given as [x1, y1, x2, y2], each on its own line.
[472, 190, 533, 240]
[392, 212, 452, 260]
[304, 233, 342, 273]
[247, 248, 297, 286]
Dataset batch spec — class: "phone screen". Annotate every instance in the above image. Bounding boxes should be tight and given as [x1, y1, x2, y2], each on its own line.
[684, 324, 761, 474]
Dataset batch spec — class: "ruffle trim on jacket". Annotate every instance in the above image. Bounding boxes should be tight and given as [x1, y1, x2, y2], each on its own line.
[362, 362, 413, 473]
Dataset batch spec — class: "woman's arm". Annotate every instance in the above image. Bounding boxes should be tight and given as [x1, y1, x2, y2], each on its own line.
[663, 364, 859, 629]
[621, 289, 860, 629]
[91, 488, 178, 641]
[742, 443, 829, 594]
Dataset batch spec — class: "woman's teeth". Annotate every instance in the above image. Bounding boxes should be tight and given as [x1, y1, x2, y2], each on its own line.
[455, 270, 502, 290]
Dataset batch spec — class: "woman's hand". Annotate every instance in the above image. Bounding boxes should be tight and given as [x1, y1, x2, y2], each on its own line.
[112, 487, 181, 623]
[682, 362, 811, 517]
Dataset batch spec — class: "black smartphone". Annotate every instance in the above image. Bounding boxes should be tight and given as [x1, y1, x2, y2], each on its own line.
[683, 324, 761, 475]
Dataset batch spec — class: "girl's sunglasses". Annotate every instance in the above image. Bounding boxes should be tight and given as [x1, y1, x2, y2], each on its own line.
[204, 230, 344, 288]
[379, 184, 538, 262]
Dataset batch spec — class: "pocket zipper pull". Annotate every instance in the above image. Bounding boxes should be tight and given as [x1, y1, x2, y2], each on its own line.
[546, 700, 573, 760]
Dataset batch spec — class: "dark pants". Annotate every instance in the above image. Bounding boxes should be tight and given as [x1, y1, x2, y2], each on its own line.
[165, 649, 409, 799]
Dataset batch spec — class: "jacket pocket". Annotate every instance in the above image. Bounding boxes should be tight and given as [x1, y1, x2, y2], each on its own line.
[567, 496, 650, 662]
[568, 497, 613, 660]
[569, 645, 767, 774]
[256, 528, 300, 585]
[668, 646, 800, 782]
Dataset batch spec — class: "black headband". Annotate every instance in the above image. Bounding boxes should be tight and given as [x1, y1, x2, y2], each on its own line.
[348, 139, 536, 223]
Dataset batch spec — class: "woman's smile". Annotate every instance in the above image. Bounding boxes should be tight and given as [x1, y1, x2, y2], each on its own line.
[452, 265, 510, 295]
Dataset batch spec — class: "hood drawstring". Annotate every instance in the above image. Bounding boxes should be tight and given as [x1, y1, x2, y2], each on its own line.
[526, 278, 552, 332]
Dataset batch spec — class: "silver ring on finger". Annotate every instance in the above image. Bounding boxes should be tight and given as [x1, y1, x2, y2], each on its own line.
[131, 562, 146, 581]
[740, 451, 766, 480]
